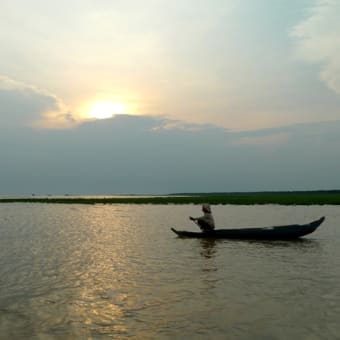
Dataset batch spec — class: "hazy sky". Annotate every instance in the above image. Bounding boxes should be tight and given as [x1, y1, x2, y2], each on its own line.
[1, 0, 339, 194]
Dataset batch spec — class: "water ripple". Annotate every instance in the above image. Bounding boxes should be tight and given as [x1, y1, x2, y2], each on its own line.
[0, 204, 339, 338]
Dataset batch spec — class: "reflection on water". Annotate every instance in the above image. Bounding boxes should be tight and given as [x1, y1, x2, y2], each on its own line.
[199, 239, 217, 258]
[240, 237, 321, 250]
[0, 203, 339, 339]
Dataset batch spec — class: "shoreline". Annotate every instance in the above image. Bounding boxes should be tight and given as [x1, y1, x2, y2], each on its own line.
[1, 192, 340, 205]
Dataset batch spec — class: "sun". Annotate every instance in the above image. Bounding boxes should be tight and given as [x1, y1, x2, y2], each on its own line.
[89, 101, 126, 119]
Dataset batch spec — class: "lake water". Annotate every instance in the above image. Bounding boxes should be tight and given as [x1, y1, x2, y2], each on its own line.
[0, 203, 339, 339]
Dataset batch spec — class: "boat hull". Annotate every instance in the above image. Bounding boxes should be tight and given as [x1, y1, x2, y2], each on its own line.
[171, 217, 325, 240]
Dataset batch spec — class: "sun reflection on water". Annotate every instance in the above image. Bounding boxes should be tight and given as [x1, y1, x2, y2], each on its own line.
[1, 204, 339, 338]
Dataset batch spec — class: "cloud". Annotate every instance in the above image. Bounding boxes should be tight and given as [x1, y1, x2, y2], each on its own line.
[2, 2, 340, 131]
[292, 0, 340, 95]
[232, 132, 289, 147]
[0, 75, 75, 128]
[1, 111, 340, 194]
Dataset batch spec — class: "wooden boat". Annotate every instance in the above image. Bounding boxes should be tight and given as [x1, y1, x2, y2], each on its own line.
[171, 216, 325, 240]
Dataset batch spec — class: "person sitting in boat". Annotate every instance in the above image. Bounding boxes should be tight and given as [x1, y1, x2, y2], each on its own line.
[189, 204, 215, 232]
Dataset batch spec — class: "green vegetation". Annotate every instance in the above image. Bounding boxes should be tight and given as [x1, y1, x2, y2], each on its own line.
[1, 191, 340, 205]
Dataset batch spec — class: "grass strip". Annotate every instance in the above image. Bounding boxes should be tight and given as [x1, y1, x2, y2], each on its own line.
[1, 192, 340, 205]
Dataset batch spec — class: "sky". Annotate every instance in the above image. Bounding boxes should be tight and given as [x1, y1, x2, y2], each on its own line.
[0, 0, 339, 195]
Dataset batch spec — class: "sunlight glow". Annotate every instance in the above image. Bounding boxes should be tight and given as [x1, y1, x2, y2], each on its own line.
[89, 101, 127, 119]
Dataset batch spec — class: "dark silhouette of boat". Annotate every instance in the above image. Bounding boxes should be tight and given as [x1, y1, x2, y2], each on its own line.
[171, 217, 325, 240]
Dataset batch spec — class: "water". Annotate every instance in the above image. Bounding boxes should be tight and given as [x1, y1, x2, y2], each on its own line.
[0, 204, 339, 339]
